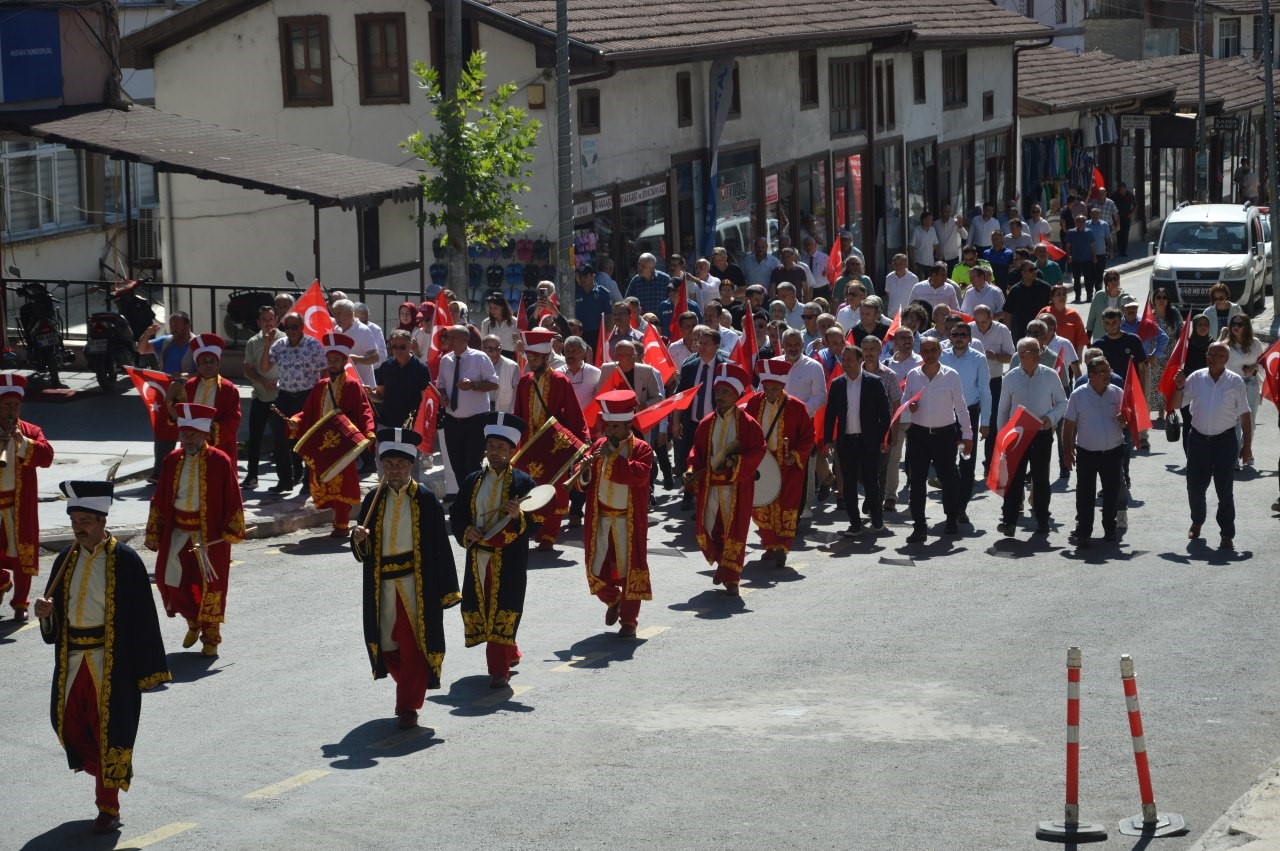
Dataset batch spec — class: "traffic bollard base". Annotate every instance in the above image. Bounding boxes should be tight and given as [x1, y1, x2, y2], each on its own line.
[1036, 819, 1108, 843]
[1117, 812, 1189, 837]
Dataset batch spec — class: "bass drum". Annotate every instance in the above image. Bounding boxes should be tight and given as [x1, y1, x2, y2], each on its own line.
[752, 453, 782, 507]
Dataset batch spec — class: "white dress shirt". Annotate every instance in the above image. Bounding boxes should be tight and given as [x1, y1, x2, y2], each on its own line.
[436, 348, 499, 417]
[902, 364, 973, 439]
[1182, 368, 1251, 435]
[970, 215, 1002, 248]
[970, 320, 1016, 379]
[909, 280, 961, 312]
[784, 354, 828, 416]
[997, 364, 1069, 428]
[717, 326, 741, 355]
[340, 319, 382, 387]
[557, 362, 601, 411]
[884, 271, 919, 317]
[842, 374, 863, 434]
[490, 355, 521, 413]
[960, 283, 1005, 315]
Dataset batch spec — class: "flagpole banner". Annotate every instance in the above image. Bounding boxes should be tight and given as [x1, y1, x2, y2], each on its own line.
[987, 405, 1043, 497]
[701, 56, 736, 259]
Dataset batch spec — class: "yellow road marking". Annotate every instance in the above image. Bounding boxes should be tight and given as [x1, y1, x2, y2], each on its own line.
[115, 822, 197, 849]
[371, 727, 433, 750]
[243, 770, 330, 799]
[474, 684, 532, 706]
[551, 652, 610, 671]
[635, 625, 669, 640]
[14, 620, 38, 634]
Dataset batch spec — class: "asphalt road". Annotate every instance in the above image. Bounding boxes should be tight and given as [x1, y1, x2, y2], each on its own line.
[5, 263, 1280, 850]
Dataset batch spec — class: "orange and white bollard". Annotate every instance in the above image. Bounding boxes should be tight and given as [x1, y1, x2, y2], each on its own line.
[1037, 647, 1107, 843]
[1117, 654, 1188, 837]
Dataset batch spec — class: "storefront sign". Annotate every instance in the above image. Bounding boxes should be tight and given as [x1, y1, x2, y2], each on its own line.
[573, 201, 593, 219]
[620, 182, 667, 207]
[593, 195, 613, 213]
[1214, 116, 1240, 133]
[718, 169, 750, 213]
[765, 173, 779, 205]
[1120, 114, 1151, 132]
[0, 9, 61, 103]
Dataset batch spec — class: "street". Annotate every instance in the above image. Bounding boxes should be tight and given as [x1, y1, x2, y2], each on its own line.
[4, 265, 1280, 850]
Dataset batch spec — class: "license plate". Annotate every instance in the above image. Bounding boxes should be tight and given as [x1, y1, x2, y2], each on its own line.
[36, 332, 59, 348]
[1180, 286, 1210, 297]
[84, 339, 108, 353]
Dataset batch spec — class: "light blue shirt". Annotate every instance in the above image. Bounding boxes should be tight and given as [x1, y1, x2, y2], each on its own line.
[741, 252, 781, 287]
[1084, 219, 1111, 254]
[1120, 317, 1167, 358]
[998, 364, 1069, 428]
[941, 346, 992, 424]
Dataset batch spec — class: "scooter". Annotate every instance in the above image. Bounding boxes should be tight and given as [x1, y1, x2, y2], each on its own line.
[8, 266, 74, 389]
[85, 277, 155, 391]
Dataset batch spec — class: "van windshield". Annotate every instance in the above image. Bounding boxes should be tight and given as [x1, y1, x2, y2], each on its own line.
[1159, 221, 1248, 254]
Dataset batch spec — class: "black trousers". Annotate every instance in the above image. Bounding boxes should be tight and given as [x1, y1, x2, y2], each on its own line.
[1070, 261, 1091, 300]
[837, 433, 883, 528]
[1117, 216, 1132, 255]
[275, 389, 310, 484]
[958, 403, 981, 505]
[245, 396, 290, 480]
[983, 377, 1003, 471]
[1088, 257, 1106, 300]
[444, 413, 487, 484]
[1002, 429, 1053, 525]
[1074, 445, 1123, 537]
[1186, 428, 1238, 538]
[907, 424, 962, 526]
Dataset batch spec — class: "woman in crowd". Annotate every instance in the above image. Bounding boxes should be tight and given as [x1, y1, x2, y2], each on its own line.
[1146, 287, 1182, 426]
[1221, 313, 1264, 463]
[1200, 282, 1245, 338]
[480, 292, 520, 359]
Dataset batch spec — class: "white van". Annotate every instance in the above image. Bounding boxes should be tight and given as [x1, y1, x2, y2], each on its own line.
[1149, 202, 1268, 313]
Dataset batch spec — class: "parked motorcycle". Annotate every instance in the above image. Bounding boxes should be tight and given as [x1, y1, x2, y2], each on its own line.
[8, 266, 74, 389]
[85, 277, 156, 391]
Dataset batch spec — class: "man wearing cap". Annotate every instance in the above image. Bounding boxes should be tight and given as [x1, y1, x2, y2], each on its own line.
[352, 428, 461, 728]
[0, 374, 53, 621]
[514, 328, 589, 551]
[745, 359, 814, 565]
[684, 363, 766, 594]
[575, 390, 653, 637]
[145, 403, 246, 656]
[450, 412, 536, 688]
[174, 333, 242, 467]
[288, 332, 378, 537]
[35, 480, 169, 834]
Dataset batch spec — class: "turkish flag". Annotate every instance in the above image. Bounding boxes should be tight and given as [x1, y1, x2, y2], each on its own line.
[669, 283, 688, 340]
[1053, 346, 1066, 380]
[1261, 339, 1280, 407]
[740, 305, 759, 368]
[516, 292, 529, 332]
[595, 313, 608, 367]
[412, 383, 441, 454]
[1038, 232, 1066, 262]
[125, 367, 176, 438]
[729, 340, 752, 379]
[884, 389, 925, 451]
[582, 367, 630, 431]
[882, 308, 902, 344]
[1121, 359, 1152, 444]
[826, 235, 843, 286]
[434, 290, 454, 329]
[987, 405, 1043, 497]
[642, 322, 677, 383]
[633, 384, 702, 433]
[1158, 318, 1193, 410]
[295, 280, 333, 341]
[1135, 296, 1160, 343]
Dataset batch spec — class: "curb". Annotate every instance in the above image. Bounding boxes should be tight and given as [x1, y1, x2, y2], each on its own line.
[1187, 759, 1280, 851]
[39, 505, 335, 552]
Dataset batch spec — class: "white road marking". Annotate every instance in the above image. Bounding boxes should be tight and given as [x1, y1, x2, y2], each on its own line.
[243, 770, 330, 799]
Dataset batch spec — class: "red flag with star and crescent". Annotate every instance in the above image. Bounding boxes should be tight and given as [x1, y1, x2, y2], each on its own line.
[987, 405, 1043, 497]
[1158, 317, 1193, 410]
[1121, 359, 1152, 444]
[669, 283, 689, 340]
[1038, 232, 1066, 262]
[1260, 339, 1280, 407]
[641, 322, 678, 383]
[294, 280, 333, 341]
[882, 308, 901, 344]
[411, 383, 441, 454]
[633, 384, 703, 433]
[125, 366, 177, 440]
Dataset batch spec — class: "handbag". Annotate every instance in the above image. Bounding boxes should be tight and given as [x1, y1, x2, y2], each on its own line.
[1165, 410, 1181, 443]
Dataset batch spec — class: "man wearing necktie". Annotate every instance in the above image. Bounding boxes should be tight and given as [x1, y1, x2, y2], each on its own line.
[436, 325, 499, 494]
[672, 326, 727, 509]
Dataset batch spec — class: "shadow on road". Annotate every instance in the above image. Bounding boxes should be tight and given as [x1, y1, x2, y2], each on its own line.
[1159, 543, 1254, 566]
[550, 632, 647, 669]
[741, 558, 805, 588]
[278, 535, 353, 555]
[320, 718, 442, 769]
[526, 548, 578, 570]
[159, 652, 222, 685]
[669, 588, 750, 619]
[432, 675, 535, 716]
[19, 819, 119, 850]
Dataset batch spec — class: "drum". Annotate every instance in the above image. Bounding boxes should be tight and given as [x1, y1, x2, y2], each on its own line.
[511, 416, 589, 487]
[752, 453, 782, 507]
[476, 484, 558, 546]
[294, 409, 372, 483]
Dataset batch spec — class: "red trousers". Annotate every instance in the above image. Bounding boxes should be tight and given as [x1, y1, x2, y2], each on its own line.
[595, 587, 641, 626]
[481, 566, 521, 677]
[333, 504, 351, 529]
[65, 658, 121, 815]
[383, 597, 428, 714]
[0, 557, 32, 610]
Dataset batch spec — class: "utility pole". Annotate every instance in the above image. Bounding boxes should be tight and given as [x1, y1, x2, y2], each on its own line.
[554, 0, 574, 319]
[1198, 0, 1208, 202]
[1265, 0, 1279, 313]
[443, 0, 466, 298]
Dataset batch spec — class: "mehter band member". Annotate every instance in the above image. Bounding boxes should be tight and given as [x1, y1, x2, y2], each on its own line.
[0, 373, 53, 621]
[745, 358, 814, 565]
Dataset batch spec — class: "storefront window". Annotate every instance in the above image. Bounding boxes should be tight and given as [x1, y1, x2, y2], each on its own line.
[874, 143, 904, 274]
[674, 159, 705, 261]
[907, 141, 935, 220]
[977, 132, 1009, 213]
[619, 180, 668, 275]
[938, 143, 970, 221]
[714, 150, 757, 260]
[798, 157, 828, 247]
[834, 154, 866, 253]
[765, 167, 794, 254]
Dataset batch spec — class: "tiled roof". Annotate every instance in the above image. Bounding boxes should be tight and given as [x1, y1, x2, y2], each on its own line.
[906, 0, 1054, 43]
[1206, 1, 1265, 12]
[1134, 53, 1270, 114]
[0, 105, 422, 210]
[1017, 48, 1176, 114]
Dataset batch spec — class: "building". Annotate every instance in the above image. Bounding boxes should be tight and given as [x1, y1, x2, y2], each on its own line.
[995, 0, 1088, 52]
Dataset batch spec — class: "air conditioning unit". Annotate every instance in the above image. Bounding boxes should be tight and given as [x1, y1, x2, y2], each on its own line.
[133, 208, 160, 261]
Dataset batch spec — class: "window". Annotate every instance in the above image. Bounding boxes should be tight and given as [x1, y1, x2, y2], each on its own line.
[103, 159, 159, 220]
[982, 90, 994, 120]
[1219, 17, 1241, 57]
[1056, 0, 1067, 24]
[942, 50, 967, 109]
[2, 140, 86, 237]
[728, 63, 742, 118]
[578, 88, 600, 134]
[912, 53, 926, 104]
[799, 50, 818, 108]
[279, 16, 332, 107]
[676, 72, 693, 127]
[428, 13, 479, 80]
[356, 13, 408, 104]
[874, 59, 896, 132]
[828, 58, 867, 136]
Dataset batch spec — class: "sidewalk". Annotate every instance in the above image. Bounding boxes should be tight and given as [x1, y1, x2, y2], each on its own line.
[1189, 759, 1280, 851]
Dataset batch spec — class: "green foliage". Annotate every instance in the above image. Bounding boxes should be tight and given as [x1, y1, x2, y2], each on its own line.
[402, 50, 541, 248]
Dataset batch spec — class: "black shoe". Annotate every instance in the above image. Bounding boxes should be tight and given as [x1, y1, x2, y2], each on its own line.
[1068, 530, 1090, 548]
[269, 481, 294, 494]
[1102, 530, 1116, 542]
[841, 522, 864, 538]
[944, 518, 959, 534]
[241, 477, 259, 490]
[997, 521, 1016, 537]
[906, 526, 928, 544]
[663, 477, 675, 490]
[958, 511, 970, 525]
[1035, 521, 1050, 535]
[679, 494, 694, 510]
[817, 483, 831, 501]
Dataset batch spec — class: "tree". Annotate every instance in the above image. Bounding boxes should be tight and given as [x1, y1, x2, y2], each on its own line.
[402, 50, 541, 298]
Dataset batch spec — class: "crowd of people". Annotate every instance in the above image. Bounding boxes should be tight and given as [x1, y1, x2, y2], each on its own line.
[4, 218, 1272, 833]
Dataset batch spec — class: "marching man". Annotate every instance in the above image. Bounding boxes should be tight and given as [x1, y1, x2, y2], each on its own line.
[744, 359, 814, 566]
[575, 389, 653, 637]
[0, 373, 54, 621]
[353, 428, 462, 729]
[684, 363, 766, 595]
[36, 480, 170, 835]
[145, 403, 246, 657]
[174, 333, 242, 467]
[450, 412, 536, 688]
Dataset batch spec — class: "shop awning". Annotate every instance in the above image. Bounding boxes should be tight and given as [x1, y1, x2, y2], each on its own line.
[0, 104, 423, 210]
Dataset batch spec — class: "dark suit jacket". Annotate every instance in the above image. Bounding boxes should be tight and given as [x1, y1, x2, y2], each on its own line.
[676, 351, 728, 431]
[823, 371, 891, 447]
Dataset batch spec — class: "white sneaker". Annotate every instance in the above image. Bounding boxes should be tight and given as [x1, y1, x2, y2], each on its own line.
[1116, 509, 1128, 529]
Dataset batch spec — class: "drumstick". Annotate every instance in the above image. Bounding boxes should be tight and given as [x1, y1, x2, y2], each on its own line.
[357, 477, 389, 531]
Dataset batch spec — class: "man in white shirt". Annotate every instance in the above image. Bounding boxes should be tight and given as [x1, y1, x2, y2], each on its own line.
[741, 237, 781, 288]
[436, 326, 499, 491]
[910, 211, 941, 277]
[969, 305, 1015, 472]
[782, 328, 830, 514]
[970, 202, 1001, 250]
[1170, 342, 1253, 550]
[883, 253, 919, 319]
[909, 263, 961, 312]
[691, 258, 722, 311]
[902, 337, 973, 543]
[667, 313, 699, 379]
[940, 323, 991, 519]
[1025, 205, 1052, 243]
[934, 204, 967, 272]
[705, 302, 740, 355]
[995, 337, 1068, 538]
[800, 236, 829, 283]
[333, 299, 382, 388]
[959, 266, 1005, 315]
[558, 335, 601, 525]
[482, 334, 521, 414]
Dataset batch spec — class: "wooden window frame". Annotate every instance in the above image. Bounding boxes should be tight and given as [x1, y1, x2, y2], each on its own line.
[676, 71, 693, 127]
[982, 90, 994, 120]
[828, 57, 867, 137]
[728, 63, 742, 119]
[912, 53, 926, 104]
[356, 13, 409, 105]
[799, 50, 819, 109]
[279, 16, 332, 108]
[578, 88, 601, 135]
[874, 59, 895, 132]
[942, 50, 968, 110]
